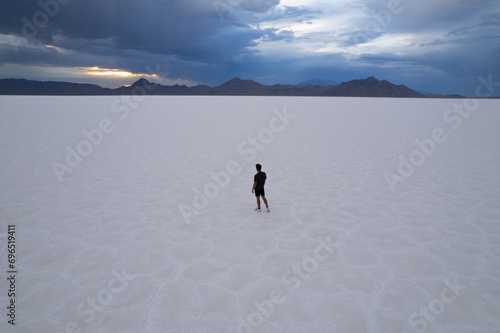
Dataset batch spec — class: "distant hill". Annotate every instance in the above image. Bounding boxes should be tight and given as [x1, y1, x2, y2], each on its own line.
[323, 76, 424, 98]
[0, 78, 110, 95]
[207, 77, 269, 95]
[0, 76, 462, 98]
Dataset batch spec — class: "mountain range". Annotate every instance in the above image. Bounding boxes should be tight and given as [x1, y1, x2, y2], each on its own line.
[0, 77, 464, 98]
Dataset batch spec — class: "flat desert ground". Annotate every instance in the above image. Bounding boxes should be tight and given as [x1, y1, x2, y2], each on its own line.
[1, 96, 499, 332]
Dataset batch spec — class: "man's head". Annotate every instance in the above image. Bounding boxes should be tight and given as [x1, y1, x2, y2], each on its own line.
[256, 164, 262, 171]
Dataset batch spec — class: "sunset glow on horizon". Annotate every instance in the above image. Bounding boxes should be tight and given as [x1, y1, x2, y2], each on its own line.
[79, 67, 159, 79]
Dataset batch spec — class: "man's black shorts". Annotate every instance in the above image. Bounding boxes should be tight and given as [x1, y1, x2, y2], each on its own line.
[255, 189, 265, 197]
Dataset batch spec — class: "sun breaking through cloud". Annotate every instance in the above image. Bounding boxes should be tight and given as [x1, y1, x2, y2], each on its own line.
[79, 67, 159, 79]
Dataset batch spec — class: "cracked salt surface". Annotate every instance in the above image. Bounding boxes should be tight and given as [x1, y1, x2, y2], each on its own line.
[0, 96, 499, 332]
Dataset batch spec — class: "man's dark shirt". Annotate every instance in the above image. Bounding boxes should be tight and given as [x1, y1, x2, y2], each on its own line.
[254, 172, 267, 190]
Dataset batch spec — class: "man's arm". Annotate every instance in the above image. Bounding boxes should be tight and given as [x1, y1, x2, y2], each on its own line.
[252, 181, 257, 193]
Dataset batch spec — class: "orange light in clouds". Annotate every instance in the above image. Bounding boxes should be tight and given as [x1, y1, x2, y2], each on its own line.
[79, 67, 158, 79]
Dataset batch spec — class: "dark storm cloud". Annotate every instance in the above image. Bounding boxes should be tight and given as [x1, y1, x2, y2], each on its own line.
[0, 0, 275, 57]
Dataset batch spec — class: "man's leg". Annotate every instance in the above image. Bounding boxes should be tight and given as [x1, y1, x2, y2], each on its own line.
[256, 196, 261, 209]
[262, 196, 268, 208]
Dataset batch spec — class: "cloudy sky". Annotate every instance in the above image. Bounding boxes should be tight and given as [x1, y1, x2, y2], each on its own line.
[0, 0, 499, 95]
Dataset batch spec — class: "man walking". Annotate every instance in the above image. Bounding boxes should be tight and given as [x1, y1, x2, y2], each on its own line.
[252, 164, 270, 212]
